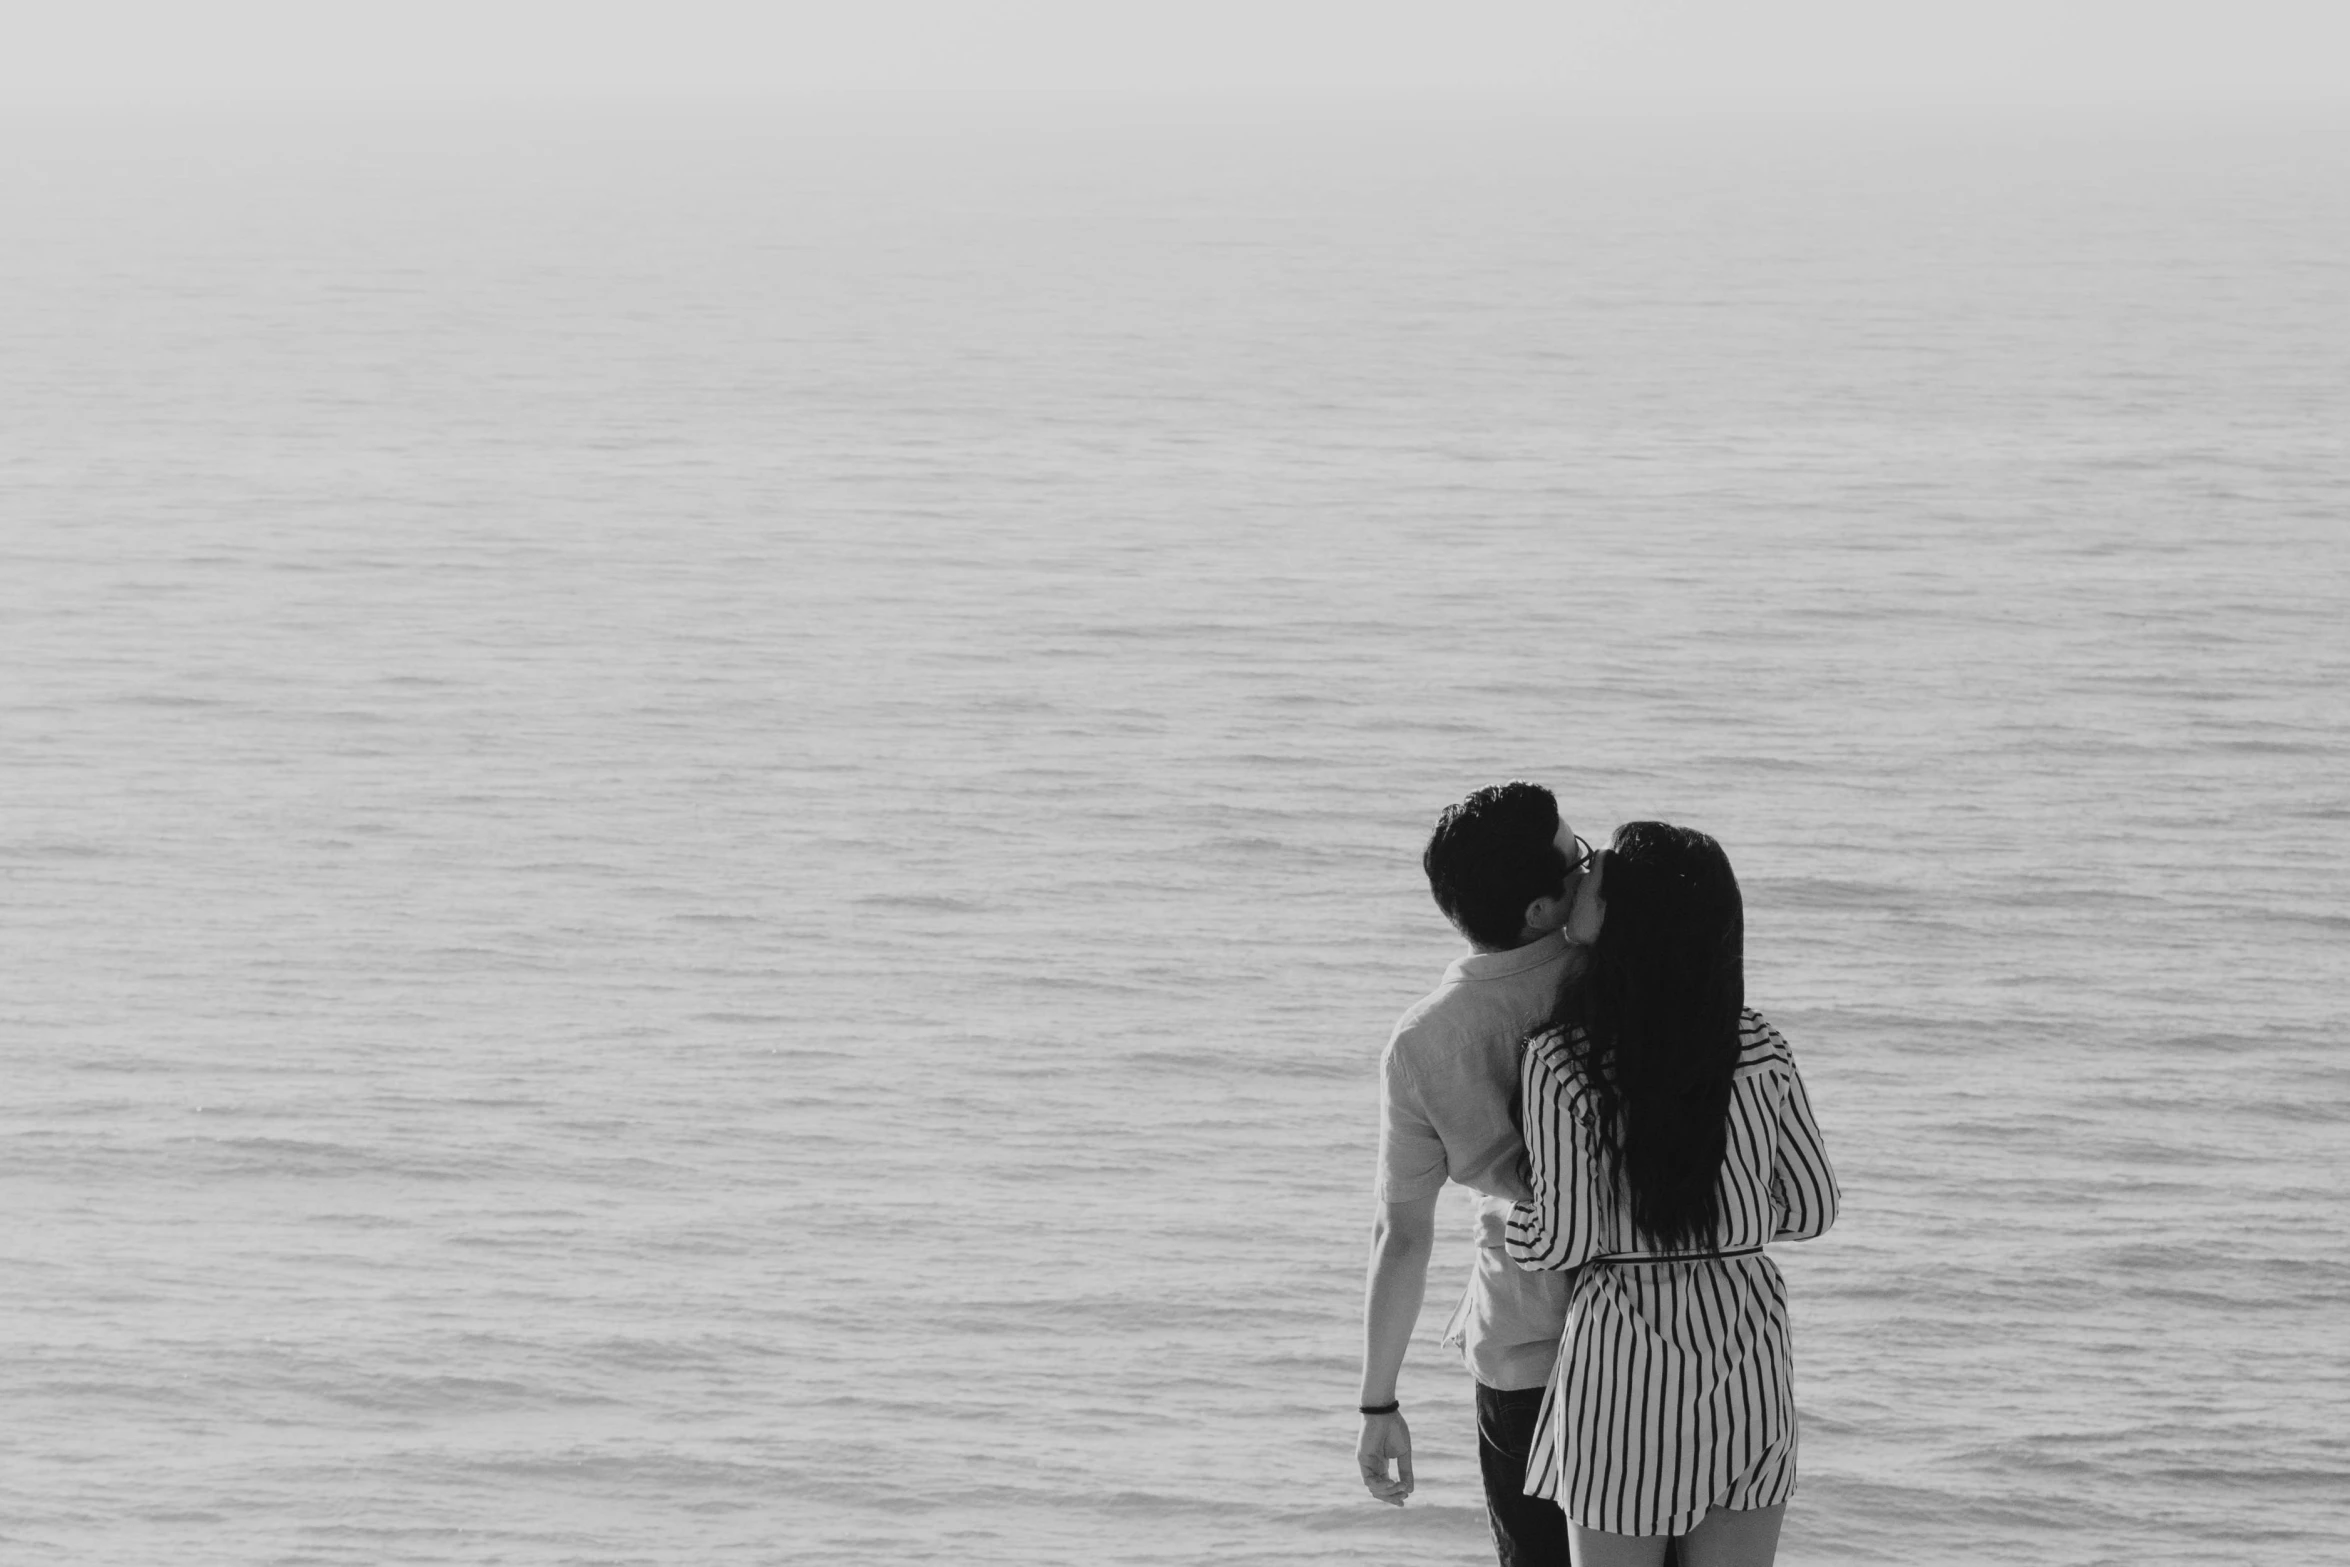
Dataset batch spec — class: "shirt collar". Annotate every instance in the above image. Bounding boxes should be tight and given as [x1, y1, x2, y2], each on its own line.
[1444, 929, 1568, 984]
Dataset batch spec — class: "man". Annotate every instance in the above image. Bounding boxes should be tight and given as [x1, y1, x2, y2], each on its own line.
[1356, 780, 1593, 1566]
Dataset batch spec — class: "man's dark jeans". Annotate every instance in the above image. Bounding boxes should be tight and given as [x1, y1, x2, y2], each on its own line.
[1475, 1383, 1681, 1567]
[1475, 1383, 1569, 1567]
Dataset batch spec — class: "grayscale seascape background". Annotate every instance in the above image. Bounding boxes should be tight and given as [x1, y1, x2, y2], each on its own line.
[5, 103, 2347, 1565]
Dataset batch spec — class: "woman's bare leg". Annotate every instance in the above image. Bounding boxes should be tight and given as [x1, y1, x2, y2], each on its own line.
[1566, 1524, 1672, 1567]
[1678, 1502, 1785, 1567]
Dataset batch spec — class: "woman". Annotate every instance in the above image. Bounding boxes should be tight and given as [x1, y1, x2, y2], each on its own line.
[1506, 823, 1838, 1567]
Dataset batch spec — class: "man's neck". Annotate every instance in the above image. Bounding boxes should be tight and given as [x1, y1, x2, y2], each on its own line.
[1468, 927, 1556, 957]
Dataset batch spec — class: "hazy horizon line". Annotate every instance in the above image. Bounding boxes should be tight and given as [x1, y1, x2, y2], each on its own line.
[6, 84, 2348, 118]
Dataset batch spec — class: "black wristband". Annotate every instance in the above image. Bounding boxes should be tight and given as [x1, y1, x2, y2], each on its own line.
[1359, 1400, 1400, 1416]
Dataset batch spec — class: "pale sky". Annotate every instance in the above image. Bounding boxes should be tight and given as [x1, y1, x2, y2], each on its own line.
[5, 0, 2347, 106]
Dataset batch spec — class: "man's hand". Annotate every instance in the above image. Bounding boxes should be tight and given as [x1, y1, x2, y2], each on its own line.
[1356, 1410, 1415, 1505]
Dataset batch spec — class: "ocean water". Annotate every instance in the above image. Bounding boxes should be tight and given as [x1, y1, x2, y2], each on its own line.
[3, 102, 2346, 1565]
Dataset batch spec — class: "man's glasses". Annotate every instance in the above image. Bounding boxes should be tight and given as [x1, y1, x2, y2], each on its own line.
[1566, 834, 1595, 876]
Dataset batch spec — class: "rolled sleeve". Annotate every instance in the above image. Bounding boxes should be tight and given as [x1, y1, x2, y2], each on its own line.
[1769, 1053, 1840, 1242]
[1504, 1032, 1600, 1272]
[1374, 1035, 1448, 1203]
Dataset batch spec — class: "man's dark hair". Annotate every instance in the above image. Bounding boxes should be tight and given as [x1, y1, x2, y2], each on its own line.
[1422, 781, 1569, 951]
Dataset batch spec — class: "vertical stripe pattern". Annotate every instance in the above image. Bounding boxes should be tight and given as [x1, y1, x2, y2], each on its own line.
[1504, 1008, 1839, 1536]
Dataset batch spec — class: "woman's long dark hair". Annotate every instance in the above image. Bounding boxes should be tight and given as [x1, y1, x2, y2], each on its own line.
[1542, 821, 1745, 1255]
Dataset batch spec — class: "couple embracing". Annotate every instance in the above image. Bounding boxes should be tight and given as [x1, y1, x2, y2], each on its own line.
[1355, 783, 1839, 1567]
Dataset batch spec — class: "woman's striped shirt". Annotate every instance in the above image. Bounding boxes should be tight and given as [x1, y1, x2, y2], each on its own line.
[1504, 1008, 1838, 1536]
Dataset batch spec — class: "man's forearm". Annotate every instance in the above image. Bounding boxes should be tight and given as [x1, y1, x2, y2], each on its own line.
[1358, 1225, 1434, 1404]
